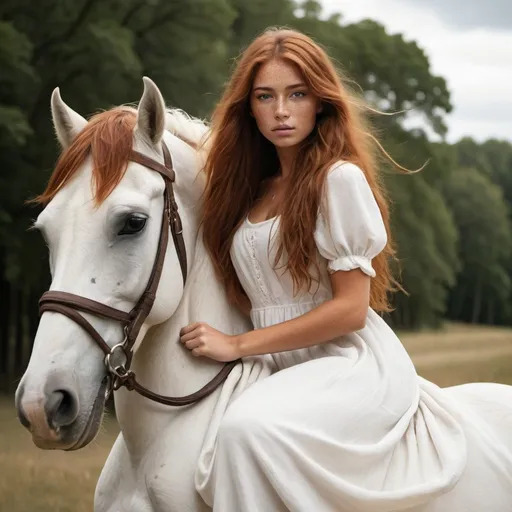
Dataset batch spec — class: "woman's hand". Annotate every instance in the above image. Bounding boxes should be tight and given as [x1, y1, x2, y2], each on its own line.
[180, 322, 241, 362]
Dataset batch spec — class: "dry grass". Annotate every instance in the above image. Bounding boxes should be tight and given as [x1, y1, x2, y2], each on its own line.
[1, 322, 511, 511]
[401, 322, 512, 387]
[0, 405, 118, 512]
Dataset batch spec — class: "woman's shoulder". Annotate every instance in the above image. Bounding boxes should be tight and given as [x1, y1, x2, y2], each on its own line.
[327, 160, 364, 178]
[324, 160, 368, 189]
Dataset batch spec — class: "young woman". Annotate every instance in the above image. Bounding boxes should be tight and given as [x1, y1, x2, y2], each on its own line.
[180, 28, 466, 511]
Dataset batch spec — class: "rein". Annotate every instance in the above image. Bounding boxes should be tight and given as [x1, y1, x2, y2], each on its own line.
[39, 143, 240, 406]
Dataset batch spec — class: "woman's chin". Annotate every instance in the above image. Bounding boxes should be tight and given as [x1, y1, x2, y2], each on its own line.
[271, 137, 302, 149]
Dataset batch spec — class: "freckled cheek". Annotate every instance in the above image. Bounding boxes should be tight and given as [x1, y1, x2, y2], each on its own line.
[293, 106, 318, 133]
[295, 100, 318, 118]
[252, 106, 275, 134]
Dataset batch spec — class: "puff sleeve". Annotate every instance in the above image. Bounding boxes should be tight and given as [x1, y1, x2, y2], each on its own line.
[313, 162, 387, 277]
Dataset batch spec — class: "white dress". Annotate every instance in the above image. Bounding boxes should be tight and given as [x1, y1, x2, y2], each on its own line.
[209, 162, 470, 511]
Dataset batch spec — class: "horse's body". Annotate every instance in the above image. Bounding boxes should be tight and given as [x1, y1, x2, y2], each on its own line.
[15, 79, 512, 512]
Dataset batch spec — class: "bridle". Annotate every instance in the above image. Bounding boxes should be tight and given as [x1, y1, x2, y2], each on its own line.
[39, 143, 240, 406]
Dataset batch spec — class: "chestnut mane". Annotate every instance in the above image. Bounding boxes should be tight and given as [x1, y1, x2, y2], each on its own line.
[35, 107, 139, 206]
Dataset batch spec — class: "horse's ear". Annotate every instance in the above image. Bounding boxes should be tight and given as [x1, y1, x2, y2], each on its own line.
[51, 88, 88, 149]
[136, 77, 166, 147]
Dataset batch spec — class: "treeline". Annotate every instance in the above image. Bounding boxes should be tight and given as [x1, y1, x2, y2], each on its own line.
[1, 0, 511, 389]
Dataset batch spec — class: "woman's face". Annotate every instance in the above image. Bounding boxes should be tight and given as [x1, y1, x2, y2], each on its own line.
[250, 59, 321, 150]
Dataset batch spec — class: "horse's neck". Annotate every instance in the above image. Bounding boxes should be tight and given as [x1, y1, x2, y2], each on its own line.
[180, 235, 249, 336]
[144, 233, 248, 376]
[135, 131, 249, 392]
[116, 231, 250, 440]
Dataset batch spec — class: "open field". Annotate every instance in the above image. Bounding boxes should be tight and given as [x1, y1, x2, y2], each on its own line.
[1, 323, 511, 511]
[402, 322, 512, 387]
[0, 408, 118, 512]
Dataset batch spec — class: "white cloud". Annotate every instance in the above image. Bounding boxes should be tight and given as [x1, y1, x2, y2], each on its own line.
[397, 0, 512, 31]
[319, 0, 512, 143]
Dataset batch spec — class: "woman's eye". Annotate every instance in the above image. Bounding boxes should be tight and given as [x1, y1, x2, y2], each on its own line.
[118, 214, 147, 235]
[257, 93, 271, 100]
[292, 91, 306, 98]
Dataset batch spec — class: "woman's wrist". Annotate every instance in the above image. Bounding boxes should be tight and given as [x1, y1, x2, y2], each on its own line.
[234, 331, 254, 359]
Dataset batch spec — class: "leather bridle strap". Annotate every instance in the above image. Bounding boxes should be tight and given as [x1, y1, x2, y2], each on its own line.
[130, 144, 187, 286]
[122, 359, 239, 406]
[39, 291, 132, 323]
[38, 142, 239, 407]
[39, 300, 115, 356]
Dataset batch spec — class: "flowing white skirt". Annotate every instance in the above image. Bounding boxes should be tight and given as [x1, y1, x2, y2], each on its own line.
[196, 306, 512, 511]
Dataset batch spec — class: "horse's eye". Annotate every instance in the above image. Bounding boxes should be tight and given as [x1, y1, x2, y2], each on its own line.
[118, 214, 147, 235]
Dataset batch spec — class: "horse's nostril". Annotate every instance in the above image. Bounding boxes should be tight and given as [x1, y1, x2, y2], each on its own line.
[15, 384, 31, 429]
[45, 389, 79, 429]
[17, 405, 31, 430]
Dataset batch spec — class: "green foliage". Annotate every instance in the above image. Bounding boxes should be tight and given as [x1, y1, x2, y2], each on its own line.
[479, 139, 512, 208]
[387, 170, 459, 328]
[447, 138, 512, 324]
[0, 106, 33, 147]
[226, 0, 295, 63]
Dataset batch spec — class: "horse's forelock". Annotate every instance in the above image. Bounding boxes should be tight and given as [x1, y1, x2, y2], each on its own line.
[35, 107, 138, 206]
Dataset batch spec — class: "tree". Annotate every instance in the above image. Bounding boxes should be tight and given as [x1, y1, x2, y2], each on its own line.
[383, 130, 460, 329]
[226, 0, 295, 57]
[450, 138, 512, 324]
[443, 167, 512, 324]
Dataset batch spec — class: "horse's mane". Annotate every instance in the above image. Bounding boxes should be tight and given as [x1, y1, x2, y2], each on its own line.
[34, 106, 210, 207]
[165, 108, 210, 150]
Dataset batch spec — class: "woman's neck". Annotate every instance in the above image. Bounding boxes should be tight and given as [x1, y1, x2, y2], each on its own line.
[276, 145, 299, 178]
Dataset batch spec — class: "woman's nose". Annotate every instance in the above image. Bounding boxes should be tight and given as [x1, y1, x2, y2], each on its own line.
[275, 99, 290, 120]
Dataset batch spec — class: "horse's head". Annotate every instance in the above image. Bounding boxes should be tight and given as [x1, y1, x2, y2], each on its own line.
[15, 78, 202, 450]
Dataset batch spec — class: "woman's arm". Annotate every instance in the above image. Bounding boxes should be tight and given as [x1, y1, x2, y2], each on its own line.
[180, 268, 370, 362]
[236, 268, 370, 357]
[181, 164, 385, 362]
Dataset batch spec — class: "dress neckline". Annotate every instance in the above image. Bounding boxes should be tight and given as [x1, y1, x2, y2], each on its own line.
[245, 215, 280, 227]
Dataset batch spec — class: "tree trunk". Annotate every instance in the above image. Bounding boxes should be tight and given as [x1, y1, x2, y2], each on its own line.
[0, 277, 8, 375]
[7, 283, 19, 393]
[15, 288, 24, 381]
[486, 298, 494, 325]
[471, 277, 482, 324]
[451, 283, 466, 320]
[21, 288, 33, 373]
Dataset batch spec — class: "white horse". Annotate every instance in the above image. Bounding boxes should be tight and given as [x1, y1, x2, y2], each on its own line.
[15, 78, 512, 512]
[15, 77, 273, 511]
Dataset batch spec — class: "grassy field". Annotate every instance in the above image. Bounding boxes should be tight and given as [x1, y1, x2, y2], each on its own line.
[1, 322, 511, 511]
[0, 408, 118, 512]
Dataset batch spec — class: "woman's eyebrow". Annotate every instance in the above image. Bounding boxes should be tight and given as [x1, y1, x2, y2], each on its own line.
[253, 83, 306, 92]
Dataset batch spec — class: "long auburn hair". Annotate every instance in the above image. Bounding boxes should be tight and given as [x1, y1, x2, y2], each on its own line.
[201, 27, 402, 312]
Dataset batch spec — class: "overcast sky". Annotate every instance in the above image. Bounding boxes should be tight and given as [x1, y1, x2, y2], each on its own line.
[319, 0, 512, 143]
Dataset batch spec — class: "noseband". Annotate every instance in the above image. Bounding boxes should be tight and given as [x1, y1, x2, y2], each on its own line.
[39, 144, 240, 406]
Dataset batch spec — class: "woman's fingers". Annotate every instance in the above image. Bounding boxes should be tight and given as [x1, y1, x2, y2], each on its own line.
[180, 329, 200, 343]
[180, 322, 201, 336]
[185, 338, 201, 350]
